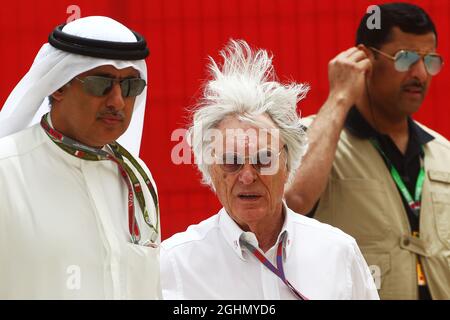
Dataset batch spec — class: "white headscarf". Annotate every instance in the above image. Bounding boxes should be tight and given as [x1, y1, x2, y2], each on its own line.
[0, 16, 148, 155]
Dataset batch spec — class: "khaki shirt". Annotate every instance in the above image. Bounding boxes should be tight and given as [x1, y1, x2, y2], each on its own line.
[303, 117, 450, 299]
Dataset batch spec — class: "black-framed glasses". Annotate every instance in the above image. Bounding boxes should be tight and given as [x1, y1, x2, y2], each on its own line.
[74, 76, 146, 97]
[370, 47, 444, 76]
[216, 146, 287, 174]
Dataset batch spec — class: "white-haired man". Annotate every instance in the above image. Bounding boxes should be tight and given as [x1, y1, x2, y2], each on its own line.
[160, 40, 379, 300]
[0, 17, 160, 299]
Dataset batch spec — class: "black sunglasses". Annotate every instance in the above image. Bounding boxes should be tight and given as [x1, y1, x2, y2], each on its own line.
[74, 76, 146, 97]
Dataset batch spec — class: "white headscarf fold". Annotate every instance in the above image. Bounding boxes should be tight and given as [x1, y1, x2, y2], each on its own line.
[0, 16, 148, 155]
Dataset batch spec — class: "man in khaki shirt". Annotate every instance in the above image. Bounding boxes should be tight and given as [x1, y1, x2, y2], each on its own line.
[286, 3, 450, 299]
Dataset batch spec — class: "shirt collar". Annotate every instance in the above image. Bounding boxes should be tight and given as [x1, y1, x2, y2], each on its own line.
[218, 202, 294, 261]
[218, 208, 247, 260]
[344, 106, 434, 145]
[408, 117, 435, 145]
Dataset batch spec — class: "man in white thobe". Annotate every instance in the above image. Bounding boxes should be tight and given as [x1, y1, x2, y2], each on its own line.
[0, 16, 160, 299]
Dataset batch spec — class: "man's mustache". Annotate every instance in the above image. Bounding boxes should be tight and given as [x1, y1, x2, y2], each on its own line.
[96, 110, 125, 120]
[401, 79, 425, 92]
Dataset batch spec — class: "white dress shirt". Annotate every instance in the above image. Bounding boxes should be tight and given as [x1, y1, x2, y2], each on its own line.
[0, 123, 161, 299]
[161, 206, 379, 300]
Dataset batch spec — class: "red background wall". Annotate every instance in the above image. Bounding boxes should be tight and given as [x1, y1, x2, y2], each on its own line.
[1, 0, 449, 239]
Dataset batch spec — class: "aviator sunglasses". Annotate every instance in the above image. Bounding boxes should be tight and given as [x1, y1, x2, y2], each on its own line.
[370, 47, 444, 76]
[74, 76, 147, 97]
[217, 146, 287, 174]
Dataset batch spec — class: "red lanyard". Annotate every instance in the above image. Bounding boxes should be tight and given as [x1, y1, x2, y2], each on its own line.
[41, 114, 159, 244]
[240, 238, 309, 300]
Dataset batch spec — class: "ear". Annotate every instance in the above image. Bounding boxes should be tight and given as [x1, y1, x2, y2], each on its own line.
[50, 87, 66, 103]
[358, 44, 375, 60]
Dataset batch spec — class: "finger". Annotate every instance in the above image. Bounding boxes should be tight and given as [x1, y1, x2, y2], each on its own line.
[348, 49, 369, 62]
[334, 47, 358, 60]
[356, 59, 372, 74]
[340, 47, 359, 58]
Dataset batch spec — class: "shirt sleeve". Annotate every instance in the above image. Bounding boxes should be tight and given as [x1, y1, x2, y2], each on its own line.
[348, 240, 380, 300]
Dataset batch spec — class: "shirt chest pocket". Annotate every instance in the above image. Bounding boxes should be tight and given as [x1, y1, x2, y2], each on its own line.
[330, 178, 391, 242]
[428, 170, 450, 248]
[125, 243, 161, 299]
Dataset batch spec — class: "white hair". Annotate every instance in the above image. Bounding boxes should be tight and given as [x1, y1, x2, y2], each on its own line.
[188, 39, 309, 187]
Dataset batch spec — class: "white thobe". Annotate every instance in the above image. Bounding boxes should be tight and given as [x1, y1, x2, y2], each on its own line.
[161, 206, 380, 300]
[0, 123, 161, 299]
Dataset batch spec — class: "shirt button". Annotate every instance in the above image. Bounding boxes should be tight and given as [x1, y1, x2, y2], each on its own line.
[403, 239, 410, 246]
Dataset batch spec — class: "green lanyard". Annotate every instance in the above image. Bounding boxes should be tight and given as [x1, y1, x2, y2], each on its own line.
[41, 113, 159, 244]
[370, 139, 425, 218]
